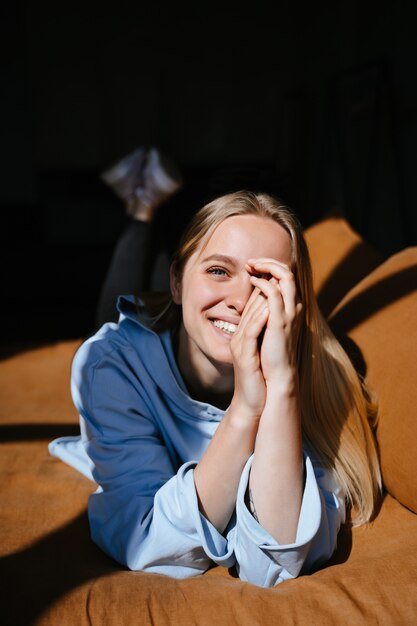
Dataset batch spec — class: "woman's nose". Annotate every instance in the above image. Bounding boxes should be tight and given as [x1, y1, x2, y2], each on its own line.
[224, 275, 253, 314]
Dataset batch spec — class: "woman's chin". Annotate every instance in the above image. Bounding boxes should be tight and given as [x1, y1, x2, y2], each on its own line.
[209, 349, 234, 368]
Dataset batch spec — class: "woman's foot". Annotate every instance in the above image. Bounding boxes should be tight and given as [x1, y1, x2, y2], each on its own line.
[100, 146, 183, 221]
[100, 146, 147, 203]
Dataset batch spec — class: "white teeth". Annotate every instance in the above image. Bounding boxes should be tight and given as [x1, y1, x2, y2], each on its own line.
[213, 319, 237, 334]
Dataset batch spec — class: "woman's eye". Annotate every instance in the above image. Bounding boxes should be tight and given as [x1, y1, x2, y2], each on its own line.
[207, 267, 228, 277]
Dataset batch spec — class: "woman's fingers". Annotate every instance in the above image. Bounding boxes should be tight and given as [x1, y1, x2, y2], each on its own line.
[240, 285, 262, 319]
[235, 289, 268, 342]
[246, 259, 299, 318]
[249, 275, 285, 324]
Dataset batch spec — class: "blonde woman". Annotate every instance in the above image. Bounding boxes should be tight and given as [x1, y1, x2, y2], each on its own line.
[50, 189, 382, 588]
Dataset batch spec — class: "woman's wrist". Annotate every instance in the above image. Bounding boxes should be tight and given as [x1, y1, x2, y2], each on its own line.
[226, 397, 262, 431]
[265, 367, 300, 398]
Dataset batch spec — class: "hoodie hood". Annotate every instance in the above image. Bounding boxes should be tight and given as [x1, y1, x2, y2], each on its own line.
[115, 295, 225, 422]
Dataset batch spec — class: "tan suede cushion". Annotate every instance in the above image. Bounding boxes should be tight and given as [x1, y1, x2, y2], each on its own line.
[330, 248, 417, 514]
[1, 340, 417, 624]
[304, 217, 383, 316]
[1, 433, 417, 625]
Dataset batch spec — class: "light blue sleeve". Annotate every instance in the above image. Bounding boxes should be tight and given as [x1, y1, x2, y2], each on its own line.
[233, 452, 346, 588]
[71, 343, 235, 578]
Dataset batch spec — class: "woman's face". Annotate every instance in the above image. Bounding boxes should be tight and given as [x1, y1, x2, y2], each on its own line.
[173, 215, 291, 375]
[171, 214, 293, 372]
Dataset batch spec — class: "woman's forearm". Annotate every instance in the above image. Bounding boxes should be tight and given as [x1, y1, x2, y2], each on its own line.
[248, 377, 304, 545]
[193, 403, 259, 534]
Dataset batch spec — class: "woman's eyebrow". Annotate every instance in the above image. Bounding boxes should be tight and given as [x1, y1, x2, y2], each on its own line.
[200, 254, 239, 266]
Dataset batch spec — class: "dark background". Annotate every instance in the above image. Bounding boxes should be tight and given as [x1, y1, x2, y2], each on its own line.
[1, 2, 416, 350]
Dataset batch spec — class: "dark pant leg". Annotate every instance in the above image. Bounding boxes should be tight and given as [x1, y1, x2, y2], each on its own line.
[95, 220, 154, 328]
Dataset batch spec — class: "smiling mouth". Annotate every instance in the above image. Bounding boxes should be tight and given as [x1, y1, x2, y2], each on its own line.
[210, 319, 238, 334]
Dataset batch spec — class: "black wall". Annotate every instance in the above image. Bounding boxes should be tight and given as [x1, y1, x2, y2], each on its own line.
[2, 2, 417, 347]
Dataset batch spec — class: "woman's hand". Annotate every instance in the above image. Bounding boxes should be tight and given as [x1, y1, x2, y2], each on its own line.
[246, 259, 303, 388]
[229, 284, 269, 419]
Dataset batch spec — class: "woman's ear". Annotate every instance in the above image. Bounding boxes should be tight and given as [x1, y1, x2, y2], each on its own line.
[169, 263, 182, 305]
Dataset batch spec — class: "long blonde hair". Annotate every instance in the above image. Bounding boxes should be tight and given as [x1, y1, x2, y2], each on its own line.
[152, 190, 382, 526]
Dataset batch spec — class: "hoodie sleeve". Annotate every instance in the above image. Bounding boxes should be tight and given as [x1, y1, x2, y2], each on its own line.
[71, 340, 235, 579]
[233, 452, 346, 587]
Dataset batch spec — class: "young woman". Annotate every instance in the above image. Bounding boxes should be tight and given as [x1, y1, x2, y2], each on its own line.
[50, 188, 382, 588]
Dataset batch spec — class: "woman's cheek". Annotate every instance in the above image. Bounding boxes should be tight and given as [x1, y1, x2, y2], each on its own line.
[195, 278, 225, 305]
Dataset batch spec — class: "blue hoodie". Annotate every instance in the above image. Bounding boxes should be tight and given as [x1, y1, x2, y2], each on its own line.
[49, 295, 345, 588]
